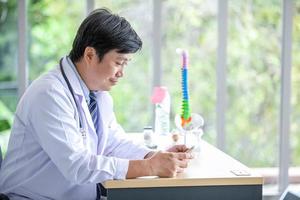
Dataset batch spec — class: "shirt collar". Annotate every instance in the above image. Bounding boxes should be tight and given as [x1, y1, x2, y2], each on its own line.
[66, 56, 90, 104]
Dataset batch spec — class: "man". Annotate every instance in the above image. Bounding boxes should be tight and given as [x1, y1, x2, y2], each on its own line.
[0, 8, 193, 200]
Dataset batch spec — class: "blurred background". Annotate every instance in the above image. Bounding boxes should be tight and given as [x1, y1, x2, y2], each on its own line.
[0, 0, 299, 199]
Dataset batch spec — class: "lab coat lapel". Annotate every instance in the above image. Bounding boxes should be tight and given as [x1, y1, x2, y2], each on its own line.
[95, 92, 108, 154]
[61, 57, 96, 134]
[96, 92, 111, 129]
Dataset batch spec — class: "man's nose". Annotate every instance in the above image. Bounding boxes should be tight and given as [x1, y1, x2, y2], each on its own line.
[116, 69, 123, 78]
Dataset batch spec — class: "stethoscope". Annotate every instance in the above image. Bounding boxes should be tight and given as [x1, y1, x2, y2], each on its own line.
[59, 57, 87, 137]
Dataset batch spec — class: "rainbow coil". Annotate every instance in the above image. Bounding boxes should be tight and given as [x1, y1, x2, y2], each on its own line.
[179, 49, 191, 127]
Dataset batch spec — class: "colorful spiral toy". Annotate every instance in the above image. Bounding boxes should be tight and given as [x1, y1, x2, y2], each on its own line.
[178, 49, 191, 128]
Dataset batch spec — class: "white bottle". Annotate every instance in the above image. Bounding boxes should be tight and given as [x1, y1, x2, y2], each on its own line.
[152, 87, 170, 136]
[143, 126, 157, 149]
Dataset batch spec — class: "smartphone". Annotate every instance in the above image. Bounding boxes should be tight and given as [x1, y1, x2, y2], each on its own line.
[185, 146, 195, 153]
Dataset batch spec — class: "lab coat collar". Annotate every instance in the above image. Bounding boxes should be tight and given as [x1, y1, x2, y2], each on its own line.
[66, 57, 90, 104]
[61, 56, 85, 98]
[61, 56, 97, 135]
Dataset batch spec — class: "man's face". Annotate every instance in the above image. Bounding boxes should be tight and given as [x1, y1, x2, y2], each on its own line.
[87, 49, 132, 91]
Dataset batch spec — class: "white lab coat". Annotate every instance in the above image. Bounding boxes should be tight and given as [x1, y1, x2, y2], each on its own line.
[0, 56, 150, 200]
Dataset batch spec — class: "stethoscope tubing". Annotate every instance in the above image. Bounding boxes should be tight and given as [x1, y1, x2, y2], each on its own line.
[59, 58, 84, 129]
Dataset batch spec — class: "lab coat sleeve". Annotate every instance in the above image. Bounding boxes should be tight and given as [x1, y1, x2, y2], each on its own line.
[103, 94, 152, 159]
[29, 83, 129, 184]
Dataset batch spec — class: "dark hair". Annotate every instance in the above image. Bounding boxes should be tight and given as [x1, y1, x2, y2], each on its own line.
[69, 8, 142, 62]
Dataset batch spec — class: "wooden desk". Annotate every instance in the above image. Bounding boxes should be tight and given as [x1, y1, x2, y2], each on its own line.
[103, 137, 263, 200]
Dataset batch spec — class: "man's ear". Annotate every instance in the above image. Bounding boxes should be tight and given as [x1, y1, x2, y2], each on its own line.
[83, 47, 97, 63]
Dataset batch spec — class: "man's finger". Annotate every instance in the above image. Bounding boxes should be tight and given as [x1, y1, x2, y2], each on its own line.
[176, 145, 189, 152]
[176, 159, 189, 168]
[175, 152, 193, 160]
[176, 167, 184, 173]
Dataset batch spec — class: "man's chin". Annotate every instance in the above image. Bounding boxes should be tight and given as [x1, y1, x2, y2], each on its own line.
[103, 85, 113, 91]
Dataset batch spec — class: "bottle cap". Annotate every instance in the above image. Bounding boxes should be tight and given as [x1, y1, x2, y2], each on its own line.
[143, 126, 153, 130]
[151, 86, 168, 104]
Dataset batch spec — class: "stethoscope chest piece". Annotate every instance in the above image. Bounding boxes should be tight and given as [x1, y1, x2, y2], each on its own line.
[80, 128, 87, 138]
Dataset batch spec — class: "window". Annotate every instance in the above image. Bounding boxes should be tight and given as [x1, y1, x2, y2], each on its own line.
[227, 0, 281, 169]
[162, 0, 218, 142]
[28, 0, 85, 81]
[0, 0, 18, 154]
[290, 0, 300, 185]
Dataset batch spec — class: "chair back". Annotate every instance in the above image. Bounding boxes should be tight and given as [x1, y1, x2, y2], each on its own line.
[280, 188, 300, 200]
[0, 145, 10, 200]
[0, 145, 2, 168]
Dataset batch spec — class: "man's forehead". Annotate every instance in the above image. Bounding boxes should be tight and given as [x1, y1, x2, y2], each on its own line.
[116, 54, 132, 61]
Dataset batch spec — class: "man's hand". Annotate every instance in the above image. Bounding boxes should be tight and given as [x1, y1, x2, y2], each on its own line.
[146, 151, 193, 177]
[126, 145, 194, 179]
[166, 144, 190, 153]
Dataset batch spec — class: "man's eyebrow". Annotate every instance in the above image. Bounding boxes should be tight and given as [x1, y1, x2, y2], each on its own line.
[117, 56, 131, 62]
